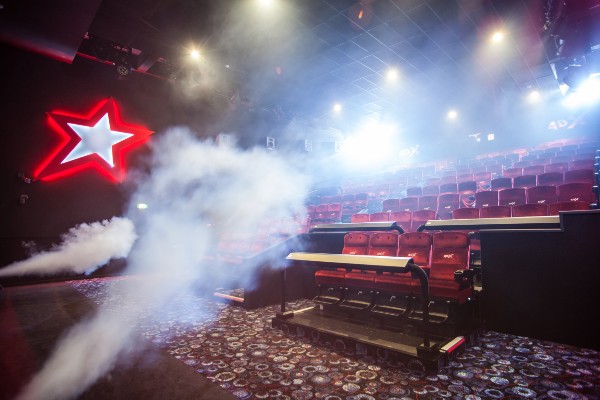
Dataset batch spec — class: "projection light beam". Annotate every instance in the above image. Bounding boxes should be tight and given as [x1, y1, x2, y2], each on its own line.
[0, 217, 137, 278]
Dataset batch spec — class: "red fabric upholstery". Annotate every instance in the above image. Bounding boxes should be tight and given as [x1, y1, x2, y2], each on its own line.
[350, 214, 370, 223]
[480, 205, 512, 218]
[503, 167, 523, 178]
[513, 174, 537, 189]
[418, 195, 438, 211]
[491, 177, 512, 190]
[557, 182, 593, 203]
[545, 162, 569, 173]
[537, 172, 564, 186]
[523, 164, 545, 175]
[526, 185, 557, 204]
[399, 196, 419, 212]
[429, 232, 472, 303]
[475, 190, 499, 208]
[411, 209, 436, 232]
[382, 198, 400, 213]
[564, 169, 594, 184]
[315, 232, 369, 286]
[452, 207, 480, 219]
[499, 188, 526, 207]
[345, 232, 398, 289]
[369, 212, 390, 222]
[548, 201, 590, 214]
[389, 211, 412, 233]
[512, 203, 548, 217]
[437, 193, 460, 220]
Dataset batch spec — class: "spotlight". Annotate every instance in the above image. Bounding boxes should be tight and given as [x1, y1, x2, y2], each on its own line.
[136, 203, 149, 210]
[491, 31, 504, 43]
[527, 90, 541, 103]
[333, 103, 342, 112]
[386, 68, 398, 81]
[190, 50, 200, 59]
[447, 110, 458, 119]
[487, 133, 495, 141]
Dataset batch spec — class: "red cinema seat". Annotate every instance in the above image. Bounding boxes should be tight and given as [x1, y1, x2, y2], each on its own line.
[341, 194, 355, 216]
[350, 213, 370, 223]
[499, 188, 526, 207]
[564, 169, 594, 184]
[457, 173, 474, 183]
[411, 209, 436, 232]
[452, 207, 480, 219]
[429, 232, 472, 303]
[439, 175, 457, 185]
[375, 232, 433, 296]
[406, 187, 423, 197]
[345, 232, 399, 290]
[523, 164, 545, 175]
[548, 201, 590, 214]
[491, 177, 512, 190]
[437, 193, 460, 220]
[537, 172, 563, 186]
[354, 193, 368, 212]
[480, 205, 512, 218]
[369, 212, 390, 222]
[512, 203, 548, 217]
[526, 185, 557, 204]
[382, 198, 400, 213]
[418, 195, 438, 211]
[422, 184, 440, 196]
[513, 174, 537, 189]
[545, 162, 569, 173]
[475, 190, 499, 208]
[399, 196, 419, 212]
[503, 167, 523, 178]
[569, 159, 595, 170]
[390, 211, 412, 233]
[557, 182, 594, 203]
[315, 232, 369, 288]
[439, 182, 458, 194]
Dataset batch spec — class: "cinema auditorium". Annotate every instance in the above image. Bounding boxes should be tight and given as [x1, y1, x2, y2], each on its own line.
[1, 1, 599, 399]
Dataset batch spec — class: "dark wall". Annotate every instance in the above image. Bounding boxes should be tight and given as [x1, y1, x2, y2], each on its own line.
[0, 43, 228, 265]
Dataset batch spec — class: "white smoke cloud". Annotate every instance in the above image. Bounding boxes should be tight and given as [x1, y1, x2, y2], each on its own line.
[0, 217, 137, 278]
[14, 127, 311, 399]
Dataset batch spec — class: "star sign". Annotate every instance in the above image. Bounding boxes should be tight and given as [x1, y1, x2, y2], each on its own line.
[34, 98, 153, 182]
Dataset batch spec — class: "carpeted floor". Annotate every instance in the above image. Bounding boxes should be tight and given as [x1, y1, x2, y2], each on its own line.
[71, 277, 600, 400]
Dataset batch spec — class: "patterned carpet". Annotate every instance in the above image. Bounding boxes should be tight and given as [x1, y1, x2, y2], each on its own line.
[71, 277, 600, 399]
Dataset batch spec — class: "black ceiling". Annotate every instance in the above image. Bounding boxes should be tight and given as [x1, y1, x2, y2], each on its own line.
[2, 0, 600, 150]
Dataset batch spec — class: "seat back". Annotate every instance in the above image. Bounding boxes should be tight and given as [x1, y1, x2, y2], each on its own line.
[569, 159, 595, 170]
[475, 190, 499, 208]
[503, 167, 523, 178]
[437, 193, 460, 220]
[439, 175, 457, 185]
[368, 232, 399, 256]
[342, 232, 370, 255]
[398, 232, 432, 267]
[369, 212, 390, 222]
[512, 203, 548, 217]
[390, 211, 412, 232]
[491, 177, 512, 190]
[557, 182, 594, 203]
[498, 188, 526, 206]
[523, 164, 545, 175]
[328, 203, 342, 212]
[458, 180, 477, 194]
[564, 169, 594, 184]
[422, 184, 439, 196]
[513, 174, 537, 189]
[350, 213, 370, 223]
[480, 205, 512, 218]
[399, 196, 419, 212]
[457, 173, 474, 183]
[411, 209, 436, 232]
[406, 186, 423, 197]
[439, 182, 458, 194]
[545, 162, 569, 173]
[548, 201, 590, 214]
[452, 207, 480, 219]
[526, 185, 557, 204]
[537, 172, 564, 186]
[430, 232, 470, 281]
[354, 193, 368, 211]
[418, 195, 438, 211]
[381, 198, 400, 212]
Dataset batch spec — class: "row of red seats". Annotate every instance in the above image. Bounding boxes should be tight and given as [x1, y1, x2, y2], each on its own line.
[347, 183, 592, 223]
[315, 231, 472, 305]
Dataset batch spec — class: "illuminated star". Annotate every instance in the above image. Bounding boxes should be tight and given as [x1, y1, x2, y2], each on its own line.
[63, 114, 133, 167]
[34, 98, 153, 182]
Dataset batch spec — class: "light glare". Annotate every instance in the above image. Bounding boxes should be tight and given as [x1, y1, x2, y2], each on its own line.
[386, 68, 398, 81]
[447, 110, 458, 119]
[333, 103, 342, 112]
[190, 50, 200, 59]
[527, 90, 541, 103]
[491, 31, 504, 43]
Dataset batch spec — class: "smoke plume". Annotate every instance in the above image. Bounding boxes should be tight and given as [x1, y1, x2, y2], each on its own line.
[14, 127, 311, 399]
[0, 217, 137, 278]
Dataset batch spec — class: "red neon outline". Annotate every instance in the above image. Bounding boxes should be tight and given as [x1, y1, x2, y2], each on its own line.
[34, 98, 153, 182]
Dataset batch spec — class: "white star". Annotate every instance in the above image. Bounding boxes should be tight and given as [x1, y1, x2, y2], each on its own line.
[63, 113, 133, 167]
